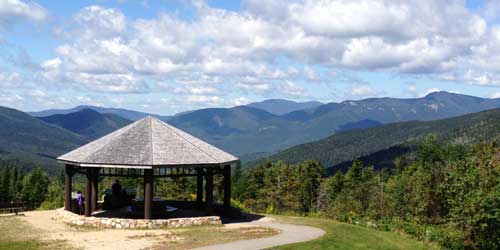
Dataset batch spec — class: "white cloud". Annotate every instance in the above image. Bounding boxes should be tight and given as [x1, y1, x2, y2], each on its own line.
[59, 5, 126, 40]
[279, 81, 306, 97]
[237, 81, 270, 93]
[422, 88, 441, 97]
[0, 71, 22, 87]
[173, 86, 219, 95]
[29, 1, 500, 112]
[29, 89, 46, 97]
[232, 97, 250, 106]
[0, 0, 49, 26]
[350, 85, 378, 98]
[491, 92, 500, 98]
[304, 66, 319, 80]
[186, 95, 222, 105]
[0, 93, 23, 102]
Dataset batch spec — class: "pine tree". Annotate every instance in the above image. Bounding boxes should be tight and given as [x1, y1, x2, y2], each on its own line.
[21, 168, 50, 209]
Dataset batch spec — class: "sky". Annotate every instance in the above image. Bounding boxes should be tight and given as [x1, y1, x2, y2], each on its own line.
[1, 0, 500, 115]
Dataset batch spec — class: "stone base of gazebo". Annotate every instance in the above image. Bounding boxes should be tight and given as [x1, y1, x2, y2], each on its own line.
[53, 208, 221, 229]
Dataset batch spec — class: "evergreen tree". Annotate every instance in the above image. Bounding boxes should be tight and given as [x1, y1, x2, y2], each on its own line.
[21, 168, 50, 209]
[0, 166, 12, 202]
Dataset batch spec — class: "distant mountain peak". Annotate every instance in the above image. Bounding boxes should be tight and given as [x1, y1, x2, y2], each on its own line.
[30, 105, 171, 121]
[424, 91, 479, 99]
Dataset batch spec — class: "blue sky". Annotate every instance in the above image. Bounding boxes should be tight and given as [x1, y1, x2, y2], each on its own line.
[1, 0, 500, 115]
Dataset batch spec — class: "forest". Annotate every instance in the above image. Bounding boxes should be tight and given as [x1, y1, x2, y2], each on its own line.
[0, 136, 498, 249]
[233, 137, 499, 250]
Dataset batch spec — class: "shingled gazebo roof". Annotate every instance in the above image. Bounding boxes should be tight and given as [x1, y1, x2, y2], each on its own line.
[58, 116, 238, 168]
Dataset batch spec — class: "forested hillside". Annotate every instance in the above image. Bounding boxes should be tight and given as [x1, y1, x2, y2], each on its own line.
[253, 108, 500, 172]
[0, 106, 86, 171]
[40, 109, 132, 140]
[234, 139, 500, 249]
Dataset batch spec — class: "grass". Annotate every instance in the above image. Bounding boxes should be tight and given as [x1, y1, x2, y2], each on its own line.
[268, 215, 441, 250]
[0, 215, 73, 250]
[149, 225, 278, 250]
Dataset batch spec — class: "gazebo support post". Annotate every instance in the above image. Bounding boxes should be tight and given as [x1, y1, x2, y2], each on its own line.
[223, 164, 231, 216]
[91, 168, 100, 212]
[205, 168, 214, 215]
[64, 164, 74, 211]
[144, 169, 154, 220]
[196, 168, 204, 208]
[85, 168, 92, 217]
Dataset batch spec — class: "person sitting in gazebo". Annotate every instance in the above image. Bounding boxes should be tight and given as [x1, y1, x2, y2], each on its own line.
[112, 180, 122, 197]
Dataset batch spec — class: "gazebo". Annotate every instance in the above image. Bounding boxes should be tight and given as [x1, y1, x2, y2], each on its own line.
[58, 116, 239, 219]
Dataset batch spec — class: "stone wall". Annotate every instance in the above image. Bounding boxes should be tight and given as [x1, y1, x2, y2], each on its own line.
[53, 208, 222, 229]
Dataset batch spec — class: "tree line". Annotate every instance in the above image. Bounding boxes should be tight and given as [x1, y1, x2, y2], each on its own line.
[0, 161, 62, 210]
[233, 137, 499, 250]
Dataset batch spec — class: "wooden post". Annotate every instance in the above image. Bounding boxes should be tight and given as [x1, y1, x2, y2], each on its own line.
[64, 165, 73, 211]
[91, 168, 100, 212]
[223, 164, 231, 216]
[205, 168, 214, 215]
[144, 169, 154, 219]
[196, 168, 204, 208]
[85, 168, 92, 217]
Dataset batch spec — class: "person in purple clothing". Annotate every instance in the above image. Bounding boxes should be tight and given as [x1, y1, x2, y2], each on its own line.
[76, 191, 83, 215]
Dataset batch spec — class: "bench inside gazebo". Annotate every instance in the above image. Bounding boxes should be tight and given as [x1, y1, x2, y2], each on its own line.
[58, 116, 239, 219]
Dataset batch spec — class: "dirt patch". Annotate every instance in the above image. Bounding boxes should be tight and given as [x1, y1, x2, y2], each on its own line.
[17, 210, 277, 250]
[149, 226, 278, 250]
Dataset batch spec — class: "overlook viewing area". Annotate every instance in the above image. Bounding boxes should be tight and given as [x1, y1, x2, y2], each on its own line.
[57, 116, 238, 221]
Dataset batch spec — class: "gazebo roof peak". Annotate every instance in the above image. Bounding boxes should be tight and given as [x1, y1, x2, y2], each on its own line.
[58, 115, 238, 168]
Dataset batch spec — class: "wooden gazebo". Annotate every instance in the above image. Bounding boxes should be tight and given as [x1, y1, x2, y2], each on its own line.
[58, 116, 239, 219]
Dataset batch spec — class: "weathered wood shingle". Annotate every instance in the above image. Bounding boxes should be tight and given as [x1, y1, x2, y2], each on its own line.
[58, 116, 238, 168]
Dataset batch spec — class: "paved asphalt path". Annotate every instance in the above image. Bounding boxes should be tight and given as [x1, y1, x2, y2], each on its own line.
[192, 218, 325, 250]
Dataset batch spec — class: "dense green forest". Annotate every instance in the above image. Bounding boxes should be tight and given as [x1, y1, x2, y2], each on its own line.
[234, 137, 500, 249]
[0, 161, 61, 210]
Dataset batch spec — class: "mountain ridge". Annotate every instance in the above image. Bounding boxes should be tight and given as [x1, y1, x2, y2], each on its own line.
[39, 109, 133, 140]
[247, 99, 323, 115]
[29, 105, 170, 121]
[0, 106, 86, 171]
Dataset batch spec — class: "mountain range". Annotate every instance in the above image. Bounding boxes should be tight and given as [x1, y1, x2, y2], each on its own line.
[2, 91, 499, 170]
[251, 108, 500, 173]
[29, 105, 170, 121]
[246, 99, 323, 115]
[0, 106, 86, 172]
[168, 92, 500, 160]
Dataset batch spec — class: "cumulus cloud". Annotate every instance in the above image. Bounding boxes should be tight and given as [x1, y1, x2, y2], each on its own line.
[29, 0, 500, 111]
[0, 0, 49, 27]
[56, 5, 126, 40]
